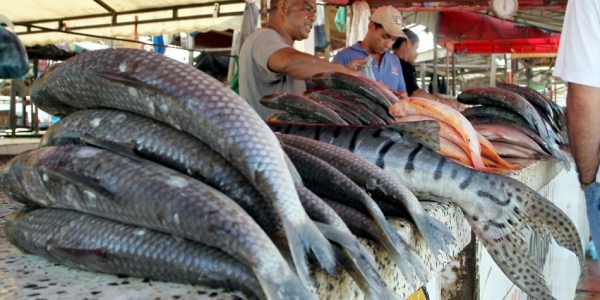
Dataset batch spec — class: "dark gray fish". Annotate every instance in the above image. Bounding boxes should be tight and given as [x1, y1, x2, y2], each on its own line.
[457, 87, 569, 171]
[310, 73, 393, 110]
[462, 105, 532, 129]
[496, 82, 555, 122]
[3, 146, 313, 300]
[260, 93, 348, 125]
[5, 208, 265, 300]
[270, 123, 583, 300]
[266, 113, 321, 124]
[276, 133, 455, 259]
[282, 143, 425, 287]
[329, 89, 394, 124]
[30, 48, 335, 285]
[303, 91, 376, 125]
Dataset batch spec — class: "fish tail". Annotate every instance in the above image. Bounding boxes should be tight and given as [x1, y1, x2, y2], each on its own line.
[549, 146, 571, 171]
[365, 202, 426, 287]
[317, 223, 396, 300]
[283, 218, 336, 286]
[255, 271, 317, 300]
[411, 211, 455, 257]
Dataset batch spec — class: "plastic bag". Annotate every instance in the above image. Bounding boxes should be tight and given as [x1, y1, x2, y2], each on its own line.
[0, 15, 29, 80]
[359, 56, 376, 81]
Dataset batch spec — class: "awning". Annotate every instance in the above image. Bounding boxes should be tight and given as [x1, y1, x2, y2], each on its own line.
[437, 11, 561, 54]
[3, 0, 246, 46]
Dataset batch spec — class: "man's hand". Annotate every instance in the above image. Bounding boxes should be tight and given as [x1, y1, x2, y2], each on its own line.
[346, 56, 370, 71]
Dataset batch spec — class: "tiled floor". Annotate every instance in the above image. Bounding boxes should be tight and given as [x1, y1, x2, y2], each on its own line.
[576, 258, 600, 300]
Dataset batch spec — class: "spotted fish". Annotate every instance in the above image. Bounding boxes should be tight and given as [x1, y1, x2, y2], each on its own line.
[30, 48, 335, 286]
[269, 123, 583, 300]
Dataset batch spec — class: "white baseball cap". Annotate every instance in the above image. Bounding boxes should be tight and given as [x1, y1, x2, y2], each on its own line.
[370, 6, 407, 38]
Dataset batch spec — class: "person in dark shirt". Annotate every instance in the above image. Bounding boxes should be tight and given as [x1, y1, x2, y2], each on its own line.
[392, 28, 464, 109]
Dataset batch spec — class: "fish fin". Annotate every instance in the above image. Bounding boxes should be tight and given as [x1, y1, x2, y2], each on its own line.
[95, 72, 159, 93]
[48, 235, 107, 261]
[468, 217, 556, 300]
[384, 121, 441, 151]
[411, 211, 455, 258]
[254, 272, 318, 300]
[331, 243, 397, 300]
[548, 145, 571, 171]
[79, 134, 144, 163]
[283, 218, 336, 287]
[41, 168, 115, 199]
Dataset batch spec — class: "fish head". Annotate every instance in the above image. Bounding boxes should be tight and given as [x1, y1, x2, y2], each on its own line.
[4, 208, 38, 252]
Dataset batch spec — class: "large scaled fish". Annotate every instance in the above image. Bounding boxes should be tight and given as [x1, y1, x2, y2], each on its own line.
[269, 123, 583, 300]
[2, 146, 313, 300]
[5, 208, 265, 300]
[29, 48, 335, 285]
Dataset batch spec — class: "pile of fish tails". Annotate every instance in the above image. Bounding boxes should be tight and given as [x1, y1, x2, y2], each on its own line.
[0, 48, 453, 300]
[262, 72, 398, 125]
[458, 83, 569, 170]
[389, 97, 519, 173]
[269, 122, 583, 300]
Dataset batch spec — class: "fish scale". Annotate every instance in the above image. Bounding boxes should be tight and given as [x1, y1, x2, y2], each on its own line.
[5, 208, 265, 300]
[269, 123, 583, 300]
[3, 146, 314, 300]
[30, 48, 335, 286]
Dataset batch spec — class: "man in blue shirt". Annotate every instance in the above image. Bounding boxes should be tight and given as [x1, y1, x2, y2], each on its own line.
[333, 5, 408, 96]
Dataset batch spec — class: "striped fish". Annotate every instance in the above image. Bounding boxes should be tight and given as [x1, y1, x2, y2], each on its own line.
[269, 123, 583, 300]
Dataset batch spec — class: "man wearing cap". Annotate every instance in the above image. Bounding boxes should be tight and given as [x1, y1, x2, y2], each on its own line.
[332, 5, 408, 95]
[239, 0, 364, 118]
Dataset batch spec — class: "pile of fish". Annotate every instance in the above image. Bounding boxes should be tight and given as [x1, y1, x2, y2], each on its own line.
[459, 84, 569, 170]
[262, 72, 397, 125]
[0, 48, 582, 300]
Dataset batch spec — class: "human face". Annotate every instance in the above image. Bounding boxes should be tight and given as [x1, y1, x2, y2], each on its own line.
[282, 0, 317, 41]
[365, 23, 400, 55]
[406, 40, 420, 64]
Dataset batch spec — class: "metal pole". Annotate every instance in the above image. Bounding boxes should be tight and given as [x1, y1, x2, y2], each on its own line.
[9, 80, 17, 136]
[186, 33, 195, 66]
[432, 40, 439, 94]
[490, 54, 497, 87]
[227, 29, 241, 86]
[445, 49, 450, 95]
[451, 52, 456, 96]
[420, 63, 426, 89]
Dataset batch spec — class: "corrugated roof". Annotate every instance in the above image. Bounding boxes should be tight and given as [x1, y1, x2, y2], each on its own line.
[2, 0, 246, 46]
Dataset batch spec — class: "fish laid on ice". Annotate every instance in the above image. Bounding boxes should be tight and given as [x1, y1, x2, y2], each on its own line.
[5, 208, 265, 300]
[457, 87, 570, 171]
[30, 48, 335, 286]
[2, 146, 314, 300]
[269, 123, 583, 300]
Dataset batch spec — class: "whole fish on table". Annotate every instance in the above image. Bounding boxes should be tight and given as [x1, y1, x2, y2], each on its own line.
[304, 90, 385, 125]
[269, 123, 583, 300]
[457, 87, 570, 171]
[327, 89, 394, 124]
[38, 109, 389, 299]
[266, 113, 320, 124]
[29, 48, 335, 286]
[276, 133, 455, 259]
[468, 117, 551, 155]
[260, 93, 348, 125]
[5, 208, 265, 300]
[473, 124, 550, 156]
[310, 72, 393, 109]
[2, 146, 314, 300]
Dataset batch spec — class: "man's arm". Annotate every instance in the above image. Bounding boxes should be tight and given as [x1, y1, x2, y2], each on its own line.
[566, 82, 600, 186]
[268, 48, 361, 80]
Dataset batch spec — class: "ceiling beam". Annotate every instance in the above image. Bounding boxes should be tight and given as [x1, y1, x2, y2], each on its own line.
[93, 0, 116, 14]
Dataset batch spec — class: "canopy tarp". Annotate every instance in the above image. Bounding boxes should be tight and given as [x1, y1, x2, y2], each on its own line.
[2, 0, 246, 46]
[437, 11, 561, 54]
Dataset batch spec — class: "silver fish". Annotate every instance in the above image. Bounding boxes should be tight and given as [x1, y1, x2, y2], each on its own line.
[275, 134, 455, 259]
[5, 208, 265, 300]
[3, 146, 313, 300]
[269, 123, 583, 300]
[30, 48, 335, 284]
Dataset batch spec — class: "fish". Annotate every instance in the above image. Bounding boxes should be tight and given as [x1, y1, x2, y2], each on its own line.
[468, 117, 551, 155]
[282, 143, 426, 287]
[462, 106, 532, 130]
[496, 82, 555, 123]
[304, 90, 386, 125]
[5, 208, 265, 300]
[2, 146, 314, 300]
[296, 92, 362, 125]
[328, 89, 394, 123]
[268, 123, 583, 300]
[29, 48, 336, 286]
[310, 73, 393, 109]
[457, 87, 570, 171]
[275, 133, 455, 259]
[473, 124, 550, 156]
[489, 142, 548, 159]
[266, 113, 320, 124]
[390, 97, 493, 172]
[259, 93, 348, 125]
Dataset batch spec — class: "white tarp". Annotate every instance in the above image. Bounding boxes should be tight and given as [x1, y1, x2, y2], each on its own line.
[1, 0, 245, 46]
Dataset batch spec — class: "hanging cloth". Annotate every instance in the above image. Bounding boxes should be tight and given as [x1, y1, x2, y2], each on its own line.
[347, 1, 371, 46]
[334, 6, 347, 32]
[240, 2, 259, 50]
